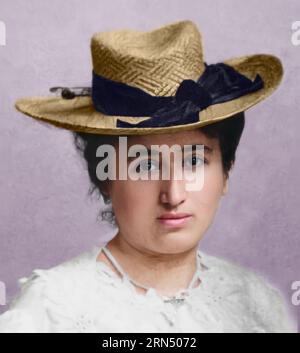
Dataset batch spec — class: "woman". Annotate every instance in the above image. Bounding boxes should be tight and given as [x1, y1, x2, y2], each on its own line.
[0, 20, 296, 333]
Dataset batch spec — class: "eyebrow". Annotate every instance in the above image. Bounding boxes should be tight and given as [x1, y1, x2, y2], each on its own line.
[127, 144, 213, 161]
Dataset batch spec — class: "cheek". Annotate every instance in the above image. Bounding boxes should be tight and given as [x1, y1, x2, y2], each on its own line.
[110, 181, 157, 222]
[193, 164, 225, 208]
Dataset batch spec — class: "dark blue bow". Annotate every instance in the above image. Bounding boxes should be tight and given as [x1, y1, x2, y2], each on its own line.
[91, 62, 263, 128]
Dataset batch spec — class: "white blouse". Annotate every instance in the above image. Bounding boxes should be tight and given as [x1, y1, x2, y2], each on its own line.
[0, 245, 296, 333]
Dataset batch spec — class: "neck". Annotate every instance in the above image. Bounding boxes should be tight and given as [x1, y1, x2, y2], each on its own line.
[102, 232, 200, 297]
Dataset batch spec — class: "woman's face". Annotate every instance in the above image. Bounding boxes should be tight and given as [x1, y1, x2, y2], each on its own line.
[104, 129, 228, 255]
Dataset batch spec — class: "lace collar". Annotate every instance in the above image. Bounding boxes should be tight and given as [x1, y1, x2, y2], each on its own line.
[92, 245, 211, 308]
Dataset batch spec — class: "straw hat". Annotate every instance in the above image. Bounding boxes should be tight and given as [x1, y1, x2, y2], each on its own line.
[14, 20, 283, 135]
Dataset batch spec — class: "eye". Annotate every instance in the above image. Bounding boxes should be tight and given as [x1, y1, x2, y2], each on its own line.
[183, 155, 206, 168]
[136, 159, 159, 173]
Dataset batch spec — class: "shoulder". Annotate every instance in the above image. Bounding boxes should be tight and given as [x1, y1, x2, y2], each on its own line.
[14, 246, 98, 298]
[198, 248, 279, 294]
[0, 246, 100, 333]
[198, 249, 297, 332]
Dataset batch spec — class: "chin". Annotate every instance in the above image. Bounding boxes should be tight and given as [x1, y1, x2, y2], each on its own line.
[155, 235, 200, 253]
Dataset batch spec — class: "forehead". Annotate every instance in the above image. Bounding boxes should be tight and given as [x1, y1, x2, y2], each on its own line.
[125, 129, 218, 152]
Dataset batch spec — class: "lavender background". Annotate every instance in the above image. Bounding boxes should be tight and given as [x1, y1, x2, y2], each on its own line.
[0, 0, 299, 328]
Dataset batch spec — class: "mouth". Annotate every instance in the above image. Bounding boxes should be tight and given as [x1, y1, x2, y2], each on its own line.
[157, 215, 193, 228]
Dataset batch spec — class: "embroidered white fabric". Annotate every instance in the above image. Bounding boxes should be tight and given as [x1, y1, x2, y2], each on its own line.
[0, 246, 297, 333]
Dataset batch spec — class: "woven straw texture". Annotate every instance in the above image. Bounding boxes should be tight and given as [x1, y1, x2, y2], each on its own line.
[14, 20, 283, 135]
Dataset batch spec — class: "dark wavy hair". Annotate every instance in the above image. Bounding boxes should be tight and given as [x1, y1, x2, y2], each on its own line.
[72, 111, 245, 227]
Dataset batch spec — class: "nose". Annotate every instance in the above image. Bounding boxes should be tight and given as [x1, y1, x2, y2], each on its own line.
[160, 175, 187, 207]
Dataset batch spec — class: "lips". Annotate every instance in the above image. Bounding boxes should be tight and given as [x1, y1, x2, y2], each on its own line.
[157, 213, 193, 228]
[157, 212, 192, 220]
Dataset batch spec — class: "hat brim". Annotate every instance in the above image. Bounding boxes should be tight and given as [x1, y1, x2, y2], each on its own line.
[15, 54, 283, 136]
